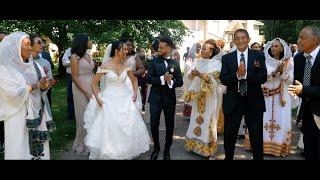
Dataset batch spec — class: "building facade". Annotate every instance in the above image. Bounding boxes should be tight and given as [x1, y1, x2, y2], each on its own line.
[179, 20, 265, 61]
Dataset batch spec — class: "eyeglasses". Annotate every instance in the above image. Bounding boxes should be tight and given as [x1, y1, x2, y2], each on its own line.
[34, 40, 43, 45]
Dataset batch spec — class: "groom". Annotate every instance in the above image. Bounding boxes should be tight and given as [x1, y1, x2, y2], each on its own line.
[147, 36, 183, 160]
[220, 29, 267, 160]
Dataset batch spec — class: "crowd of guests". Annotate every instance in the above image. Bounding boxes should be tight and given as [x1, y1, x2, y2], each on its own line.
[1, 25, 319, 160]
[181, 26, 320, 160]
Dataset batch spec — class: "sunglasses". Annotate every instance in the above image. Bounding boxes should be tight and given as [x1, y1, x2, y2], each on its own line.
[34, 40, 43, 45]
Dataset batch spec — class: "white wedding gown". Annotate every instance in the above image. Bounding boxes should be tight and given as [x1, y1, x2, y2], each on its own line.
[84, 67, 150, 160]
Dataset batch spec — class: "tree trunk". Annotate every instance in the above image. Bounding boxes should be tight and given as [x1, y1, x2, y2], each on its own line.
[56, 25, 68, 78]
[57, 45, 66, 78]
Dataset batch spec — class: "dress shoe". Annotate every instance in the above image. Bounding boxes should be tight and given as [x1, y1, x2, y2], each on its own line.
[150, 149, 160, 160]
[163, 153, 170, 160]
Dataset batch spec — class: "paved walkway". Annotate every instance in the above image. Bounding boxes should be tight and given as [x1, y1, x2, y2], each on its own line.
[59, 88, 304, 160]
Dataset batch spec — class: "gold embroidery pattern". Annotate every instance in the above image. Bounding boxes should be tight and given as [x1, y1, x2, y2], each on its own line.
[182, 90, 197, 102]
[193, 91, 206, 136]
[264, 119, 281, 140]
[185, 139, 217, 157]
[262, 83, 286, 107]
[193, 126, 201, 137]
[186, 72, 215, 140]
[244, 130, 292, 157]
[196, 115, 204, 125]
[186, 121, 217, 157]
[264, 95, 281, 140]
[197, 91, 206, 114]
[212, 71, 220, 80]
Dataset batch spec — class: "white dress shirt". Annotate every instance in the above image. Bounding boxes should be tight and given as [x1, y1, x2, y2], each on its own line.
[305, 45, 320, 67]
[160, 57, 174, 89]
[62, 48, 72, 74]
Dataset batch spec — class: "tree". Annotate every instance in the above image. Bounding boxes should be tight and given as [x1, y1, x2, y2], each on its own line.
[0, 20, 190, 76]
[262, 20, 320, 44]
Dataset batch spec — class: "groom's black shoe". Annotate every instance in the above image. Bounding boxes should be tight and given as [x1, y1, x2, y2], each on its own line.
[150, 149, 160, 160]
[163, 153, 170, 160]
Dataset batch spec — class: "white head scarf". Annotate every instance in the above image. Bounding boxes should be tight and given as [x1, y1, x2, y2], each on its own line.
[263, 38, 294, 74]
[0, 32, 33, 121]
[0, 32, 36, 82]
[264, 37, 292, 62]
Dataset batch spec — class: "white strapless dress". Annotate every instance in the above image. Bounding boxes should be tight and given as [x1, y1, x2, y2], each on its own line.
[84, 67, 150, 159]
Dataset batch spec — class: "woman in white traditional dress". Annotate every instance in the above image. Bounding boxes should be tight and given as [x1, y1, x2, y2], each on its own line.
[244, 38, 294, 157]
[182, 42, 202, 119]
[0, 32, 55, 160]
[84, 41, 150, 159]
[183, 40, 224, 157]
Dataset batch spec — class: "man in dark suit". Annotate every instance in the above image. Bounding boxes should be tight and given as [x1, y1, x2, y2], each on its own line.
[288, 26, 320, 160]
[220, 29, 267, 160]
[147, 36, 183, 160]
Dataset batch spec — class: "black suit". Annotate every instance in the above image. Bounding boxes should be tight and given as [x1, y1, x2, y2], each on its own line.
[147, 56, 183, 153]
[294, 51, 320, 160]
[220, 49, 267, 160]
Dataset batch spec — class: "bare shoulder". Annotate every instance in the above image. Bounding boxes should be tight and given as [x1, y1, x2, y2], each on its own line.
[70, 54, 80, 61]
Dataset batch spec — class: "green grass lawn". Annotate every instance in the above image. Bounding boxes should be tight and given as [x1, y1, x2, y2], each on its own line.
[49, 76, 76, 159]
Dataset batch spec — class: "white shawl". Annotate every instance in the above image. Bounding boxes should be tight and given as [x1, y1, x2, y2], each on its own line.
[0, 32, 51, 123]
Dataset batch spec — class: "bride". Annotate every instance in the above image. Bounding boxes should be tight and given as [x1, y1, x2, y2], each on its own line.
[84, 40, 150, 160]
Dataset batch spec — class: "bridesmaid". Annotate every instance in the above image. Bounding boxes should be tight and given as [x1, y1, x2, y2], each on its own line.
[70, 34, 94, 155]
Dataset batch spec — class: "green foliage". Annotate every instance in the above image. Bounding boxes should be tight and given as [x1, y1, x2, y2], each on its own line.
[262, 20, 320, 44]
[0, 20, 190, 50]
[0, 20, 190, 76]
